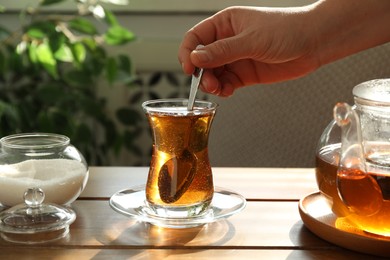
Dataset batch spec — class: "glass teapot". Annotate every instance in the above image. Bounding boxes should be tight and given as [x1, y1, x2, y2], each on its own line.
[316, 78, 390, 236]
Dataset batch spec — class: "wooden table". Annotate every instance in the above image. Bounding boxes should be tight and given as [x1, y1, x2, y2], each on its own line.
[0, 167, 383, 259]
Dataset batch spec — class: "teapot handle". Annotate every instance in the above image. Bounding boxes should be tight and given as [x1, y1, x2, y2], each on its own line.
[333, 102, 366, 173]
[333, 103, 384, 216]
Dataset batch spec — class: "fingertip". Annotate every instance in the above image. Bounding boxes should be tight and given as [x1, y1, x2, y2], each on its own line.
[199, 70, 221, 94]
[181, 61, 195, 75]
[191, 49, 211, 66]
[178, 44, 196, 74]
[220, 83, 235, 97]
[199, 79, 216, 93]
[208, 81, 221, 95]
[200, 82, 220, 95]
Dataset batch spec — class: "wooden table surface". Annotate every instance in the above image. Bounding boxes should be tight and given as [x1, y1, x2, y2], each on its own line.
[0, 167, 384, 259]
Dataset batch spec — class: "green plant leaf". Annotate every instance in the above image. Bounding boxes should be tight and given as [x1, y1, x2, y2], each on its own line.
[118, 54, 131, 72]
[28, 42, 39, 64]
[26, 21, 56, 39]
[64, 70, 93, 86]
[80, 97, 105, 118]
[68, 18, 98, 35]
[54, 44, 74, 62]
[102, 119, 119, 148]
[8, 49, 24, 73]
[115, 71, 136, 85]
[82, 38, 98, 51]
[26, 28, 46, 39]
[48, 31, 66, 53]
[104, 26, 135, 45]
[0, 101, 20, 125]
[37, 111, 53, 131]
[0, 50, 5, 74]
[116, 108, 142, 126]
[70, 42, 86, 64]
[40, 0, 67, 6]
[103, 8, 119, 26]
[0, 26, 10, 41]
[46, 108, 70, 131]
[106, 57, 117, 84]
[74, 123, 93, 144]
[80, 44, 106, 75]
[37, 84, 65, 103]
[36, 41, 58, 78]
[112, 55, 135, 83]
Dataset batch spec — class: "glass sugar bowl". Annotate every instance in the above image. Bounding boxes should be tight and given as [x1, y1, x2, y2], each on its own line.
[0, 133, 88, 243]
[0, 133, 88, 207]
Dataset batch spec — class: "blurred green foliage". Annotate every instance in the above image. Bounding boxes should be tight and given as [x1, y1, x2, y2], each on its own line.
[0, 0, 143, 165]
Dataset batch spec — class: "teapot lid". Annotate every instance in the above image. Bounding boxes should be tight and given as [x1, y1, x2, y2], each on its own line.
[353, 79, 390, 105]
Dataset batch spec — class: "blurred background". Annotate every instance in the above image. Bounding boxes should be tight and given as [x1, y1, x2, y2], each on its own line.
[1, 0, 389, 167]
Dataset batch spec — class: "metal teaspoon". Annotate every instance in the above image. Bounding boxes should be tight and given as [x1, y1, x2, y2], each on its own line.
[187, 67, 204, 111]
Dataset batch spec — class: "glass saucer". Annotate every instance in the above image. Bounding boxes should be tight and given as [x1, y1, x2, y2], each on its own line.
[109, 185, 246, 229]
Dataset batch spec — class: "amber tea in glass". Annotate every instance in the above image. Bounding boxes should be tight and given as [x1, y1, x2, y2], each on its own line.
[142, 99, 217, 218]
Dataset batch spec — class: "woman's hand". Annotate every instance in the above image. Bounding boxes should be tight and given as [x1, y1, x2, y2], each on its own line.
[178, 1, 390, 97]
[178, 6, 320, 96]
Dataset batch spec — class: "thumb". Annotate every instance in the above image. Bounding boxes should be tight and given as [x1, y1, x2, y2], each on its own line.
[190, 37, 248, 68]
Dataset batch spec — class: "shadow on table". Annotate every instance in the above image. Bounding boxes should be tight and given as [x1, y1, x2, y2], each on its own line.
[92, 219, 236, 259]
[287, 220, 388, 259]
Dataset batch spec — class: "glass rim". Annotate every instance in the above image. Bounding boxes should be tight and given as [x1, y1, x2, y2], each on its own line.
[0, 133, 70, 150]
[142, 98, 218, 113]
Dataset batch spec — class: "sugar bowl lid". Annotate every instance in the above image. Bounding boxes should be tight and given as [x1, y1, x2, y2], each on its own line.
[0, 188, 76, 243]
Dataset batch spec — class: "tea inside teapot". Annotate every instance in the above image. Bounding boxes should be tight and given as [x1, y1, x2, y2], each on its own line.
[316, 78, 390, 237]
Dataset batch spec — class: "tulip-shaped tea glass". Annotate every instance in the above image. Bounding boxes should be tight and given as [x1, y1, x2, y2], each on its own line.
[142, 98, 217, 218]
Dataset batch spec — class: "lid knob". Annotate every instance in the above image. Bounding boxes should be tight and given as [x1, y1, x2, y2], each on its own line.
[24, 188, 45, 208]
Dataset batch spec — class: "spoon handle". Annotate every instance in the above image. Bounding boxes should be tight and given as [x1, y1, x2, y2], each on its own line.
[187, 67, 204, 111]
